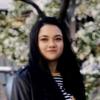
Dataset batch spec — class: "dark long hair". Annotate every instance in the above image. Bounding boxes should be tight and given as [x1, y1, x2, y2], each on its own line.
[28, 17, 86, 100]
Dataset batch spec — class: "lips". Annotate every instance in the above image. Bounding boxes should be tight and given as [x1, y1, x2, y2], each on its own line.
[47, 50, 57, 52]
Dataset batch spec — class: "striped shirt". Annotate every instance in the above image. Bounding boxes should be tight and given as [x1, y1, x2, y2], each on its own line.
[53, 74, 73, 100]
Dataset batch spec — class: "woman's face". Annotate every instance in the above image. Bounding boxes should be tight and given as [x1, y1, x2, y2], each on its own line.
[38, 24, 64, 61]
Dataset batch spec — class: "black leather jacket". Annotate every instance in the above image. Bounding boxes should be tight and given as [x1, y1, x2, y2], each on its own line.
[10, 67, 34, 100]
[10, 65, 86, 100]
[10, 66, 65, 100]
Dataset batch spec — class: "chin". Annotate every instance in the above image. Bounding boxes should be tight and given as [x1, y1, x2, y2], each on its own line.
[45, 57, 58, 61]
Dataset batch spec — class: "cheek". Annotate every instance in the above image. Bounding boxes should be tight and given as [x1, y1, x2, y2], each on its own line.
[58, 42, 64, 54]
[38, 42, 46, 54]
[38, 42, 42, 52]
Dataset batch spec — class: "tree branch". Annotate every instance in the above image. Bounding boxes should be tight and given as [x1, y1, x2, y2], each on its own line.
[58, 0, 70, 21]
[18, 0, 45, 18]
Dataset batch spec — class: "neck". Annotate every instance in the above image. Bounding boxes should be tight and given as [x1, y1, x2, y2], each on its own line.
[48, 61, 59, 74]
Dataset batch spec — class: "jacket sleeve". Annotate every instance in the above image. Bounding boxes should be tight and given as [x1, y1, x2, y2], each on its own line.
[10, 74, 31, 100]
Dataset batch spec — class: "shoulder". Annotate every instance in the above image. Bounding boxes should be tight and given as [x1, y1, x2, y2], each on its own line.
[10, 65, 32, 100]
[13, 65, 31, 87]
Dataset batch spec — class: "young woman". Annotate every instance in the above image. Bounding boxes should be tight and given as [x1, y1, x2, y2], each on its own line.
[10, 17, 86, 100]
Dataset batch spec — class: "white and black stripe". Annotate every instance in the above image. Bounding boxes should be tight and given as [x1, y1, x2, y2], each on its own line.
[53, 75, 73, 100]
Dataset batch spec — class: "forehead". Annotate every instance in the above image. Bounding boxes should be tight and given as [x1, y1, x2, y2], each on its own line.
[39, 24, 62, 36]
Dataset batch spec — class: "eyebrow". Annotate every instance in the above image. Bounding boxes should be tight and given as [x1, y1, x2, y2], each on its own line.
[55, 35, 63, 37]
[39, 35, 48, 38]
[39, 34, 63, 38]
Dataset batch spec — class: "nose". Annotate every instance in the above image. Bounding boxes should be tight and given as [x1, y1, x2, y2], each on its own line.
[48, 40, 56, 48]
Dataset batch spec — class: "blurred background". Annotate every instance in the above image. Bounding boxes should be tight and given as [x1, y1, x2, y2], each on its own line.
[0, 0, 100, 100]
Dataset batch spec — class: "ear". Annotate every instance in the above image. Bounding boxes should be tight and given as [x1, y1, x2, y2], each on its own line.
[19, 0, 46, 18]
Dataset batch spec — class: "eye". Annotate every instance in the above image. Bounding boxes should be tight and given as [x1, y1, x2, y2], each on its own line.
[40, 38, 48, 41]
[55, 37, 63, 41]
